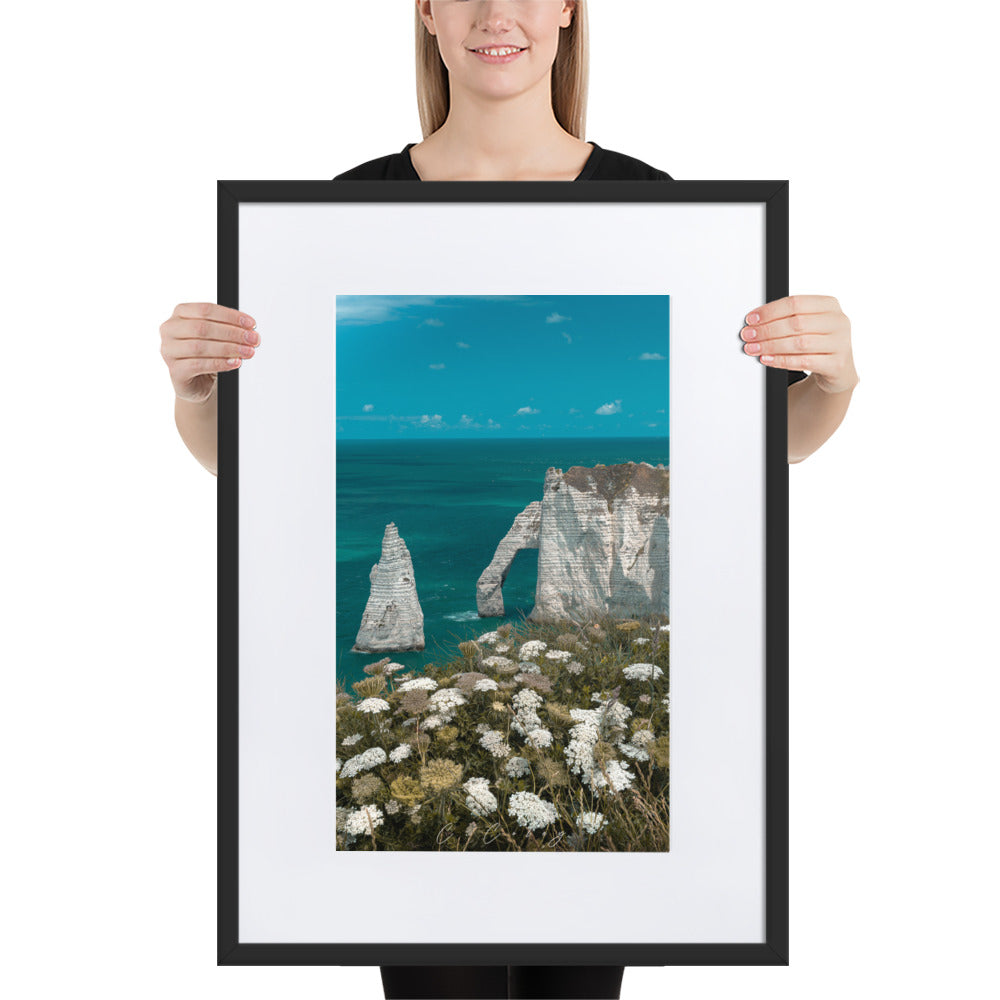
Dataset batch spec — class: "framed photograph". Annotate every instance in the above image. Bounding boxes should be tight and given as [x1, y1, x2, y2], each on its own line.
[217, 179, 790, 967]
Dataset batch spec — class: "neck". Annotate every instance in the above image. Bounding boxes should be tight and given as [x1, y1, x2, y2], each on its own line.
[431, 75, 572, 180]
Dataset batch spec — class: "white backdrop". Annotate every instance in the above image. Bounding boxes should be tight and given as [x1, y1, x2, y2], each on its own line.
[2, 1, 996, 998]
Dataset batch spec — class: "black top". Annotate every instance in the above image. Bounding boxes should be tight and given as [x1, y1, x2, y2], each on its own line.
[333, 142, 806, 385]
[333, 140, 672, 182]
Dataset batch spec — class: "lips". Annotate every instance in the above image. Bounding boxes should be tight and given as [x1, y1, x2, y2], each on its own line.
[469, 47, 527, 64]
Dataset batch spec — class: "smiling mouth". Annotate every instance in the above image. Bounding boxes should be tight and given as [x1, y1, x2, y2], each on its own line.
[468, 47, 528, 64]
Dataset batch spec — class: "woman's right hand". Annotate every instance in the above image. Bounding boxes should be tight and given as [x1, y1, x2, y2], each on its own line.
[159, 302, 260, 403]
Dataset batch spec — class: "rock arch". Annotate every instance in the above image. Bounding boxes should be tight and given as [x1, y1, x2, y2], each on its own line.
[476, 502, 542, 617]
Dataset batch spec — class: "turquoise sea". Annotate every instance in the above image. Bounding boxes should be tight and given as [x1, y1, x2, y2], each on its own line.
[336, 437, 669, 691]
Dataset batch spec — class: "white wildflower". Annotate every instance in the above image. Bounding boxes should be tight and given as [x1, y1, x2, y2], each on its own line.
[399, 677, 438, 692]
[526, 728, 553, 749]
[564, 705, 635, 789]
[545, 649, 573, 662]
[623, 662, 663, 682]
[632, 637, 651, 645]
[510, 687, 544, 737]
[343, 804, 385, 836]
[590, 759, 635, 793]
[385, 799, 401, 815]
[342, 732, 362, 746]
[479, 730, 512, 758]
[482, 655, 517, 672]
[430, 688, 468, 713]
[566, 660, 585, 675]
[357, 697, 390, 714]
[632, 728, 656, 748]
[506, 756, 532, 778]
[463, 777, 499, 817]
[565, 731, 599, 777]
[577, 811, 608, 835]
[478, 631, 500, 645]
[662, 694, 670, 712]
[422, 714, 444, 730]
[516, 661, 542, 674]
[494, 642, 512, 653]
[655, 624, 671, 632]
[340, 746, 387, 779]
[383, 662, 406, 674]
[587, 696, 633, 732]
[518, 640, 548, 659]
[335, 757, 342, 774]
[389, 743, 413, 764]
[513, 688, 544, 711]
[508, 791, 559, 831]
[619, 741, 650, 761]
[473, 677, 499, 693]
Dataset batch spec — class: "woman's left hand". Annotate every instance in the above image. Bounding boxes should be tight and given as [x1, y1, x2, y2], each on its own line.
[740, 294, 859, 393]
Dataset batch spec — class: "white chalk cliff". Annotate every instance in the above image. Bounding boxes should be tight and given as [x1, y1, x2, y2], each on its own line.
[477, 463, 669, 622]
[353, 523, 425, 652]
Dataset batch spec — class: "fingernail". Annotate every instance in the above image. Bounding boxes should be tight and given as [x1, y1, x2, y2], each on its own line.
[744, 342, 761, 355]
[743, 326, 757, 340]
[746, 312, 760, 324]
[239, 315, 256, 328]
[760, 355, 774, 363]
[244, 331, 260, 346]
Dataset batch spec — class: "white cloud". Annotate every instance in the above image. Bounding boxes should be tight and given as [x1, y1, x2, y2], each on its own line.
[516, 406, 540, 416]
[362, 403, 374, 413]
[456, 341, 470, 349]
[561, 331, 572, 344]
[648, 423, 658, 428]
[568, 408, 579, 415]
[429, 363, 446, 370]
[336, 296, 445, 327]
[545, 312, 571, 324]
[638, 352, 666, 361]
[487, 419, 502, 430]
[595, 400, 623, 416]
[420, 318, 444, 327]
[419, 414, 444, 427]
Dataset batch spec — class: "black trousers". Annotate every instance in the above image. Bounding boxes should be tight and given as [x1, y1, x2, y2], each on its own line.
[380, 965, 625, 999]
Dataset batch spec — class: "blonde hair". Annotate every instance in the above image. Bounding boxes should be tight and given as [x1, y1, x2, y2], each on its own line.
[414, 1, 590, 139]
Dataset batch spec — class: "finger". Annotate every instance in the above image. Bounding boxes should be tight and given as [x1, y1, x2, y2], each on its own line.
[171, 302, 256, 330]
[742, 311, 845, 344]
[743, 334, 832, 357]
[173, 357, 244, 381]
[161, 314, 261, 347]
[161, 335, 256, 362]
[758, 353, 818, 371]
[745, 294, 841, 326]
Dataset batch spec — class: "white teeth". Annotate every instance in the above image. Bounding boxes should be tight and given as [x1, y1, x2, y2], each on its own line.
[477, 47, 522, 56]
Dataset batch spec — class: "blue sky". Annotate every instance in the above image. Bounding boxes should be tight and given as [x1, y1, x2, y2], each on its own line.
[335, 295, 669, 439]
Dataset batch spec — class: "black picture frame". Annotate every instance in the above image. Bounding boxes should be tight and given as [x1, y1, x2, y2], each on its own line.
[217, 179, 789, 969]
